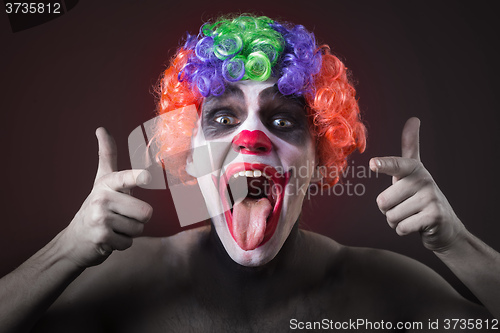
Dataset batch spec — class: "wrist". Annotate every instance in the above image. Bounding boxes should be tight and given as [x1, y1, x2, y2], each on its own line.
[432, 224, 472, 257]
[47, 228, 88, 273]
[430, 220, 470, 255]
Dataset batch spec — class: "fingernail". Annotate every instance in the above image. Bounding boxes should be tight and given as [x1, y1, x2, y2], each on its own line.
[370, 158, 381, 170]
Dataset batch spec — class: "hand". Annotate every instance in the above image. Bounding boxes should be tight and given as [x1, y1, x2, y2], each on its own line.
[60, 128, 153, 268]
[370, 117, 465, 252]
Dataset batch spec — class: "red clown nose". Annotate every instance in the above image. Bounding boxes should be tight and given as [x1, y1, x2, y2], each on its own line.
[232, 130, 272, 155]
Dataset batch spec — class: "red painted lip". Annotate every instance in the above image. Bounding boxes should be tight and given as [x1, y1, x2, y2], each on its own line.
[214, 162, 290, 250]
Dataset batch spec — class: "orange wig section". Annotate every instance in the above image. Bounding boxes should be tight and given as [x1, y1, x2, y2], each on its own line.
[154, 48, 202, 181]
[154, 46, 366, 187]
[306, 45, 366, 186]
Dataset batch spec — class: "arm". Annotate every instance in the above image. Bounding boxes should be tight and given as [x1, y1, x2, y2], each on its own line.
[371, 117, 500, 319]
[0, 232, 84, 333]
[434, 230, 500, 319]
[0, 128, 152, 333]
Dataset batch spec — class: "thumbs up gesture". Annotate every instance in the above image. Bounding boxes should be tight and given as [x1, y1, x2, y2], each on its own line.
[60, 128, 153, 268]
[370, 118, 465, 252]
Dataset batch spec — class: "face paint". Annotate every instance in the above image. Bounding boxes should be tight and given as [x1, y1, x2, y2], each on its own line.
[191, 80, 316, 267]
[232, 130, 272, 155]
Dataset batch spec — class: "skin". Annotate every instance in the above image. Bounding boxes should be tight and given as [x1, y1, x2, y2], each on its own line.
[0, 83, 498, 332]
[191, 80, 316, 266]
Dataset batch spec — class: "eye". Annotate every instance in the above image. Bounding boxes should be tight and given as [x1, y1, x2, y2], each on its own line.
[272, 118, 293, 128]
[214, 115, 239, 125]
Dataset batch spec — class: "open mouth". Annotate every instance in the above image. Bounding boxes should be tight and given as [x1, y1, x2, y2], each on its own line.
[214, 162, 290, 251]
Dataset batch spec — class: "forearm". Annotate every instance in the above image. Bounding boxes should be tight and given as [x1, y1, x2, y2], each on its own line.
[0, 230, 85, 333]
[435, 229, 500, 319]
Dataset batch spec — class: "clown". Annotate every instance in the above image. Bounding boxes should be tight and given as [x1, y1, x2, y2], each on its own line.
[1, 14, 499, 332]
[154, 15, 365, 266]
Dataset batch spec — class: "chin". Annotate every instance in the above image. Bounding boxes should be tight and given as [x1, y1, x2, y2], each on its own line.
[211, 214, 291, 267]
[211, 183, 304, 267]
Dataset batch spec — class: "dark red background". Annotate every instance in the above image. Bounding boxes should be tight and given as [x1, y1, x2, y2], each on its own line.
[1, 1, 499, 303]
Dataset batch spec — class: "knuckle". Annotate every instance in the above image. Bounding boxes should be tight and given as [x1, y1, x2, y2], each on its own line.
[89, 206, 108, 225]
[396, 224, 408, 236]
[376, 193, 387, 211]
[89, 191, 109, 207]
[417, 174, 433, 188]
[117, 171, 135, 190]
[115, 172, 128, 189]
[413, 161, 424, 172]
[134, 223, 145, 235]
[140, 204, 153, 222]
[386, 217, 397, 229]
[392, 158, 401, 170]
[93, 227, 111, 244]
[420, 191, 435, 206]
[116, 238, 133, 251]
[385, 210, 397, 224]
[427, 203, 444, 222]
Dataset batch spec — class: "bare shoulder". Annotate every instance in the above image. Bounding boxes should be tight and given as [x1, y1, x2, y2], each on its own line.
[45, 227, 209, 310]
[300, 230, 490, 321]
[301, 229, 459, 295]
[34, 228, 209, 331]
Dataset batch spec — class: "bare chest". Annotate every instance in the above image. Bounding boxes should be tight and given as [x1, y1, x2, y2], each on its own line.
[107, 280, 401, 333]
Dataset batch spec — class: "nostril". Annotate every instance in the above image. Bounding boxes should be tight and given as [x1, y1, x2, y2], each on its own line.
[232, 130, 272, 155]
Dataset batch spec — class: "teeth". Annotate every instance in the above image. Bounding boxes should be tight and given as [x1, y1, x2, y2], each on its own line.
[232, 170, 270, 178]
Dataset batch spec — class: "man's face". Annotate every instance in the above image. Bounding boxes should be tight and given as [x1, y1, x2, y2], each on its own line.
[188, 80, 316, 266]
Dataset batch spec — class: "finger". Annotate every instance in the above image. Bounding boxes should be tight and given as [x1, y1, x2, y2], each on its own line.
[385, 195, 423, 229]
[95, 127, 118, 181]
[108, 192, 153, 223]
[109, 214, 145, 238]
[401, 117, 420, 161]
[102, 169, 151, 192]
[369, 156, 420, 178]
[394, 212, 429, 236]
[106, 233, 134, 251]
[376, 175, 419, 213]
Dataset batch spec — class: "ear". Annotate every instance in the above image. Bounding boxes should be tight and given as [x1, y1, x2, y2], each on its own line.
[185, 112, 204, 178]
[309, 158, 324, 184]
[185, 150, 196, 177]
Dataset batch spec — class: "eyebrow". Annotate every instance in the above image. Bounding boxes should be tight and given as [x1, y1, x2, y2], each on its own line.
[258, 84, 306, 109]
[202, 84, 245, 110]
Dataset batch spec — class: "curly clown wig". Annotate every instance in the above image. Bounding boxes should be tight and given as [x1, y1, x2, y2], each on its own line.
[154, 14, 366, 186]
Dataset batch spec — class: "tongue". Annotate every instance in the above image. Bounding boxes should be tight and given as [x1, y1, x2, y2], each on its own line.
[231, 197, 272, 251]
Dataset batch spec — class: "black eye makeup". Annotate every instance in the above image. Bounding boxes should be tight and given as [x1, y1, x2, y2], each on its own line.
[258, 87, 310, 146]
[200, 83, 311, 146]
[202, 102, 246, 139]
[200, 84, 248, 139]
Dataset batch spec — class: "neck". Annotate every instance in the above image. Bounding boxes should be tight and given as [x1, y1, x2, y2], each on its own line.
[208, 220, 302, 276]
[190, 220, 304, 309]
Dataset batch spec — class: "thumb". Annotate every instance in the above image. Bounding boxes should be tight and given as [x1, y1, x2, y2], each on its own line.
[95, 127, 118, 181]
[401, 117, 421, 161]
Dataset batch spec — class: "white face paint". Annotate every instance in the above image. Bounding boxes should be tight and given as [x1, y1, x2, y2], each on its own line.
[188, 80, 317, 267]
